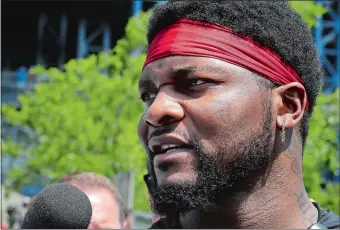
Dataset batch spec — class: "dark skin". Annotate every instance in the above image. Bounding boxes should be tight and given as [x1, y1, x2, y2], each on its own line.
[138, 56, 318, 228]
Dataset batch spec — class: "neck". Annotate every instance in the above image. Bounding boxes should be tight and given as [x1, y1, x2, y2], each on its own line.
[179, 149, 318, 229]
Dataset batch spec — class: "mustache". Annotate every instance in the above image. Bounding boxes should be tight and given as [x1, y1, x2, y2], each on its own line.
[148, 126, 177, 141]
[147, 126, 201, 155]
[146, 129, 203, 190]
[148, 125, 194, 143]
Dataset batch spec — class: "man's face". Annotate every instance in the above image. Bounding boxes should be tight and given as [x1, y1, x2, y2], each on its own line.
[138, 56, 276, 215]
[70, 184, 122, 229]
[85, 188, 121, 229]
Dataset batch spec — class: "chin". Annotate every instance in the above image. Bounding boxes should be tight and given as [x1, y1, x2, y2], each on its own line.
[157, 170, 197, 187]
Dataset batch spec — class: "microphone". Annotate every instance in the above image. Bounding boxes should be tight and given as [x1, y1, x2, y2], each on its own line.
[21, 183, 92, 229]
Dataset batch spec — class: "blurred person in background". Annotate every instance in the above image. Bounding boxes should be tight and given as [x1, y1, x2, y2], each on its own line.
[122, 209, 134, 229]
[16, 66, 27, 88]
[6, 206, 17, 229]
[18, 196, 35, 229]
[1, 223, 8, 230]
[58, 172, 129, 229]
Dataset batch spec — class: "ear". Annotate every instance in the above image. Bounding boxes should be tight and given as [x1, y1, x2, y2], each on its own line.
[272, 82, 307, 129]
[122, 220, 130, 229]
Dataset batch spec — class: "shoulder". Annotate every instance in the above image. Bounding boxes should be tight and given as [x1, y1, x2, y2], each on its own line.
[314, 202, 340, 229]
[149, 216, 182, 229]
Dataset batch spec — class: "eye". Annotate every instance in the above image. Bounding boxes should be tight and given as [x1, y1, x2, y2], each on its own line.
[140, 92, 157, 102]
[187, 79, 206, 87]
[181, 79, 215, 90]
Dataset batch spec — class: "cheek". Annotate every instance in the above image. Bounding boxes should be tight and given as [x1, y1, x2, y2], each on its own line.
[137, 116, 148, 148]
[184, 87, 264, 146]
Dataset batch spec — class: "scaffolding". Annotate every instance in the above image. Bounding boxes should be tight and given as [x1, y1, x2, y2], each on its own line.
[76, 19, 111, 58]
[315, 0, 339, 94]
[36, 13, 68, 68]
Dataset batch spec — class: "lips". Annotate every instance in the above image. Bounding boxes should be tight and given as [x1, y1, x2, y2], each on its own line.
[148, 135, 192, 156]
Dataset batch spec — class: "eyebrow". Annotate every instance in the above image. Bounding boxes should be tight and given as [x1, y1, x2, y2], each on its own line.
[138, 79, 156, 91]
[139, 64, 225, 90]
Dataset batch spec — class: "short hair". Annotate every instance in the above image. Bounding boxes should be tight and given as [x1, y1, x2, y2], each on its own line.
[147, 0, 323, 148]
[57, 172, 126, 225]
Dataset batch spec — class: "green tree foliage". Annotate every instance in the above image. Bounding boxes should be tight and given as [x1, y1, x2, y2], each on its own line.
[290, 1, 327, 28]
[2, 11, 151, 211]
[303, 89, 339, 215]
[290, 1, 339, 215]
[2, 2, 338, 214]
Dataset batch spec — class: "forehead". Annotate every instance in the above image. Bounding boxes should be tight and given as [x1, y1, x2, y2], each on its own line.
[85, 188, 121, 228]
[86, 188, 118, 206]
[140, 56, 256, 88]
[70, 183, 119, 213]
[86, 188, 120, 216]
[142, 56, 227, 76]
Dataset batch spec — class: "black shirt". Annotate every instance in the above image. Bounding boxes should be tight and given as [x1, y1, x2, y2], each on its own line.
[150, 202, 340, 229]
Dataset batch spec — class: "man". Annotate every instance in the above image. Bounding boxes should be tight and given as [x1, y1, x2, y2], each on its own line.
[6, 206, 17, 229]
[58, 172, 129, 229]
[1, 223, 8, 230]
[144, 173, 162, 223]
[19, 196, 35, 229]
[137, 0, 340, 228]
[122, 209, 134, 229]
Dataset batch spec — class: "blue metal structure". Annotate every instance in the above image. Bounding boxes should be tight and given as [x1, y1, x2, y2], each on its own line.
[37, 11, 113, 64]
[36, 13, 68, 68]
[132, 0, 167, 16]
[76, 19, 111, 58]
[132, 0, 143, 16]
[315, 0, 339, 93]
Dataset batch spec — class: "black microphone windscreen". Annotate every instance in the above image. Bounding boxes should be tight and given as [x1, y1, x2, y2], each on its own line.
[21, 183, 92, 229]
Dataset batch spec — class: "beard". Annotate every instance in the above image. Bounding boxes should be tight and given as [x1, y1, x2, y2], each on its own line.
[148, 97, 276, 217]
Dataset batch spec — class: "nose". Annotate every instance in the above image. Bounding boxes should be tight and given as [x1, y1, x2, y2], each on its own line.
[144, 91, 184, 127]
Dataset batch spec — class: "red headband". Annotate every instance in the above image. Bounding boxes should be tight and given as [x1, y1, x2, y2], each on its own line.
[144, 19, 308, 111]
